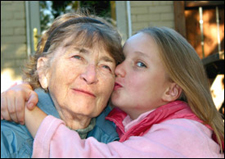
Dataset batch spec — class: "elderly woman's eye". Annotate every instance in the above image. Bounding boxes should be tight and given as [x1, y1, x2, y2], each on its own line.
[72, 55, 82, 60]
[136, 61, 147, 68]
[102, 65, 112, 72]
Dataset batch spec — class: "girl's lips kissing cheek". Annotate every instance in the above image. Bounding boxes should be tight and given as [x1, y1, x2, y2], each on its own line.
[114, 82, 122, 90]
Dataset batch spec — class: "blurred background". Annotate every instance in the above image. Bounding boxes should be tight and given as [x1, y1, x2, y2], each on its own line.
[1, 1, 224, 117]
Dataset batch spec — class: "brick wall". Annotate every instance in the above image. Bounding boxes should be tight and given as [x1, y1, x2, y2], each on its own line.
[130, 1, 174, 34]
[1, 1, 27, 92]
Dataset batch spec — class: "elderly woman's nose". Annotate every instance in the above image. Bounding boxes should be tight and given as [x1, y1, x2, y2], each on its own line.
[80, 64, 99, 84]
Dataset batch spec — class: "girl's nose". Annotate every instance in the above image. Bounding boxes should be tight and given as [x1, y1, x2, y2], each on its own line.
[115, 61, 126, 78]
[80, 64, 99, 84]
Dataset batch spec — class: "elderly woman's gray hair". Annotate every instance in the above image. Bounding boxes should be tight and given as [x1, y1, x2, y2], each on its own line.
[22, 12, 124, 90]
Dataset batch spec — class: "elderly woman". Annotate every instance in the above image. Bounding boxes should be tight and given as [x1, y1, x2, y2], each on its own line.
[1, 11, 124, 158]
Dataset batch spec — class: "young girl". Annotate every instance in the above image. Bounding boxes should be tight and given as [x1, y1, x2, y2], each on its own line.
[2, 27, 224, 157]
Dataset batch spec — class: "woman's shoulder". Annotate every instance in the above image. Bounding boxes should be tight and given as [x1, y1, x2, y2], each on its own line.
[1, 120, 33, 158]
[34, 88, 60, 118]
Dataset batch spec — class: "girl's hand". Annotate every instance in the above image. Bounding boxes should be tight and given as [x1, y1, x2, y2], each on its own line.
[1, 82, 38, 124]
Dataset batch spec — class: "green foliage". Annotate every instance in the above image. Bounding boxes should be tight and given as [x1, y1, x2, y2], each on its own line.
[80, 1, 111, 18]
[39, 1, 111, 32]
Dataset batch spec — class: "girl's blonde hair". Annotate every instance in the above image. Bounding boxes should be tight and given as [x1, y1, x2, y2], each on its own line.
[22, 10, 124, 90]
[138, 27, 224, 152]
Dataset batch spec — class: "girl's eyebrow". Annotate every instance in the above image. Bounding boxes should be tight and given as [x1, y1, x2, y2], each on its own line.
[134, 51, 148, 58]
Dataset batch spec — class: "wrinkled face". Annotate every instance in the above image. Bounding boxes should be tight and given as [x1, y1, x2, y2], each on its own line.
[41, 39, 116, 118]
[111, 32, 171, 119]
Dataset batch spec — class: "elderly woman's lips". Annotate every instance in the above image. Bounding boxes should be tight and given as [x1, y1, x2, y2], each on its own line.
[72, 89, 96, 97]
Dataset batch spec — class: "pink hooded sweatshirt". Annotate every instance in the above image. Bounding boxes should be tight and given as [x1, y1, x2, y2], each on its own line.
[32, 101, 224, 158]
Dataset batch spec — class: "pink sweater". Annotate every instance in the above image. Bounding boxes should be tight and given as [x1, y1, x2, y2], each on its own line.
[32, 101, 224, 158]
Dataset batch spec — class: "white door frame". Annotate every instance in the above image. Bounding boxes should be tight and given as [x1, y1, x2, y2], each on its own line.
[115, 1, 132, 45]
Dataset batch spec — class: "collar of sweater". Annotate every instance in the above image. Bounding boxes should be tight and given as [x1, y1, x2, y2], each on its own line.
[106, 100, 209, 142]
[73, 117, 96, 139]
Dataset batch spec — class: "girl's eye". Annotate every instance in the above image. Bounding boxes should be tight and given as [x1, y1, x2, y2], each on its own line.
[136, 61, 147, 68]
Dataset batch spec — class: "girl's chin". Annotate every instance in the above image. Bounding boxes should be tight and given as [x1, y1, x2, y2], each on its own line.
[111, 99, 123, 108]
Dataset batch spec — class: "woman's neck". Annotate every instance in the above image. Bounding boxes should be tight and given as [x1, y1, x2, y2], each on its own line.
[57, 109, 92, 130]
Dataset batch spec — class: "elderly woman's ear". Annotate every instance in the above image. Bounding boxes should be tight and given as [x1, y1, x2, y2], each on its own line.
[37, 57, 49, 89]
